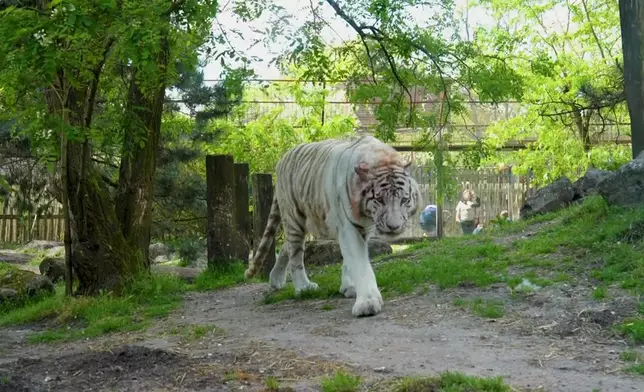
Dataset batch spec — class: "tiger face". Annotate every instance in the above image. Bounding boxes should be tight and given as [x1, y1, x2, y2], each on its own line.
[355, 162, 421, 240]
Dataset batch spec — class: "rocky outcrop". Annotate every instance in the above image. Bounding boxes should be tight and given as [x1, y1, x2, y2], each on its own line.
[303, 238, 393, 267]
[151, 265, 201, 283]
[573, 168, 613, 199]
[520, 177, 576, 219]
[0, 267, 55, 304]
[597, 151, 644, 207]
[39, 257, 70, 283]
[22, 240, 63, 251]
[0, 288, 17, 304]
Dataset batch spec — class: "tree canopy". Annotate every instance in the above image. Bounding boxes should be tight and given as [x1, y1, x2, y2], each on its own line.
[0, 0, 639, 293]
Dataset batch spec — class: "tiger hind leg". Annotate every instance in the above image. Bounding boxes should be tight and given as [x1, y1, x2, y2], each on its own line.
[284, 224, 318, 295]
[268, 246, 289, 290]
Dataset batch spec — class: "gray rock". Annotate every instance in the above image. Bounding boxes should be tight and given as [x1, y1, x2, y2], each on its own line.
[151, 265, 201, 283]
[153, 254, 170, 264]
[46, 245, 65, 258]
[304, 238, 393, 267]
[22, 240, 63, 251]
[25, 275, 55, 297]
[0, 288, 17, 304]
[520, 177, 575, 220]
[597, 151, 644, 207]
[573, 168, 613, 198]
[0, 250, 32, 264]
[149, 243, 170, 260]
[39, 257, 68, 283]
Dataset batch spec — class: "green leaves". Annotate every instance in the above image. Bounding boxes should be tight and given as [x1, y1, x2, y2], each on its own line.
[469, 0, 629, 184]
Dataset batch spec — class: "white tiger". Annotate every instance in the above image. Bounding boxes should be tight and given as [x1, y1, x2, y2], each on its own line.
[244, 136, 422, 317]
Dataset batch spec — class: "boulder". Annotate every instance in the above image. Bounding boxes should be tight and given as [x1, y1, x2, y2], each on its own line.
[573, 168, 613, 199]
[151, 265, 201, 283]
[303, 238, 393, 267]
[0, 288, 17, 304]
[25, 275, 56, 297]
[46, 245, 65, 258]
[22, 240, 63, 251]
[520, 177, 576, 220]
[0, 268, 55, 299]
[149, 242, 170, 260]
[0, 250, 32, 264]
[597, 151, 644, 207]
[39, 257, 69, 283]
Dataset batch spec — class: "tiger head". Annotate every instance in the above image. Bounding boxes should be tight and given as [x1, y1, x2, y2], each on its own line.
[353, 160, 422, 240]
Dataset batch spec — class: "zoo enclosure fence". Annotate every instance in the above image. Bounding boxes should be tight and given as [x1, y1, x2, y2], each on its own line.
[405, 165, 532, 238]
[0, 165, 532, 245]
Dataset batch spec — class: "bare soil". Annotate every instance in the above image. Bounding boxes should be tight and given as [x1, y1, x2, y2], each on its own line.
[1, 274, 644, 392]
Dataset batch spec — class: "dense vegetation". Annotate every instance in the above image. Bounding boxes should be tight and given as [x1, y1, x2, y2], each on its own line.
[0, 0, 642, 295]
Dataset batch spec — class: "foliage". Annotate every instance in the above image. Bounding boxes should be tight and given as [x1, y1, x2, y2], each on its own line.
[153, 67, 249, 238]
[0, 0, 221, 292]
[279, 0, 524, 143]
[471, 0, 631, 185]
[204, 80, 357, 175]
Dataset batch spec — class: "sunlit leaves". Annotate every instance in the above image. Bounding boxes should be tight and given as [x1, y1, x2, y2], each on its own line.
[471, 0, 630, 184]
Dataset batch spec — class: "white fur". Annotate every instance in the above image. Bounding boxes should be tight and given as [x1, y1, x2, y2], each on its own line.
[267, 136, 419, 317]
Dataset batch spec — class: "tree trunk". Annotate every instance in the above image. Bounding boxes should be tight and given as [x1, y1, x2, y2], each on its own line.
[116, 38, 167, 266]
[619, 0, 644, 158]
[45, 73, 140, 295]
[572, 108, 592, 152]
[67, 142, 141, 295]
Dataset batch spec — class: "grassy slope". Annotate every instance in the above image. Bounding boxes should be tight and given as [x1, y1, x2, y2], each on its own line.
[1, 195, 643, 348]
[264, 196, 644, 343]
[0, 262, 255, 343]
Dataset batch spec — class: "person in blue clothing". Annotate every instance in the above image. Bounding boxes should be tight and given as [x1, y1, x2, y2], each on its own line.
[419, 204, 438, 237]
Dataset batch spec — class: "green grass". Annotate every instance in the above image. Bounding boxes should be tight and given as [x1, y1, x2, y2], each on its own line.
[264, 375, 281, 391]
[392, 371, 513, 392]
[320, 371, 361, 392]
[620, 350, 644, 375]
[264, 239, 508, 304]
[193, 262, 258, 291]
[593, 286, 608, 300]
[262, 196, 644, 307]
[0, 261, 250, 343]
[617, 319, 644, 343]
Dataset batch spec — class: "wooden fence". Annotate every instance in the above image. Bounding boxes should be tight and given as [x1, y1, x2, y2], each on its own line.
[0, 166, 532, 245]
[0, 204, 64, 244]
[404, 166, 532, 238]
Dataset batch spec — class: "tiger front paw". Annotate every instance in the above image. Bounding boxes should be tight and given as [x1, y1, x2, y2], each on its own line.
[351, 289, 383, 317]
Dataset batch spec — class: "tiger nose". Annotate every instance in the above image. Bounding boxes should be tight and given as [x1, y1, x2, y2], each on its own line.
[387, 223, 402, 231]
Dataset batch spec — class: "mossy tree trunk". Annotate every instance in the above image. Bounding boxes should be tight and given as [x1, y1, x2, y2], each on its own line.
[44, 39, 169, 295]
[116, 36, 168, 267]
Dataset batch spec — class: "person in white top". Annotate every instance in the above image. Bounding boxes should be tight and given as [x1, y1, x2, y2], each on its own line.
[455, 189, 481, 235]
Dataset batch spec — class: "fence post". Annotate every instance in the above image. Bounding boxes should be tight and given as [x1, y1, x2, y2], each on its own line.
[508, 166, 513, 220]
[251, 173, 276, 279]
[206, 154, 236, 267]
[233, 163, 251, 263]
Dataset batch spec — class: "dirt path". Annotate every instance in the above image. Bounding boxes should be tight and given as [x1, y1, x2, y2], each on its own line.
[2, 281, 642, 391]
[176, 284, 643, 392]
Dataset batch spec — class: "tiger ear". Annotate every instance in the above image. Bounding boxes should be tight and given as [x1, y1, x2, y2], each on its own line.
[354, 162, 370, 182]
[403, 161, 413, 175]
